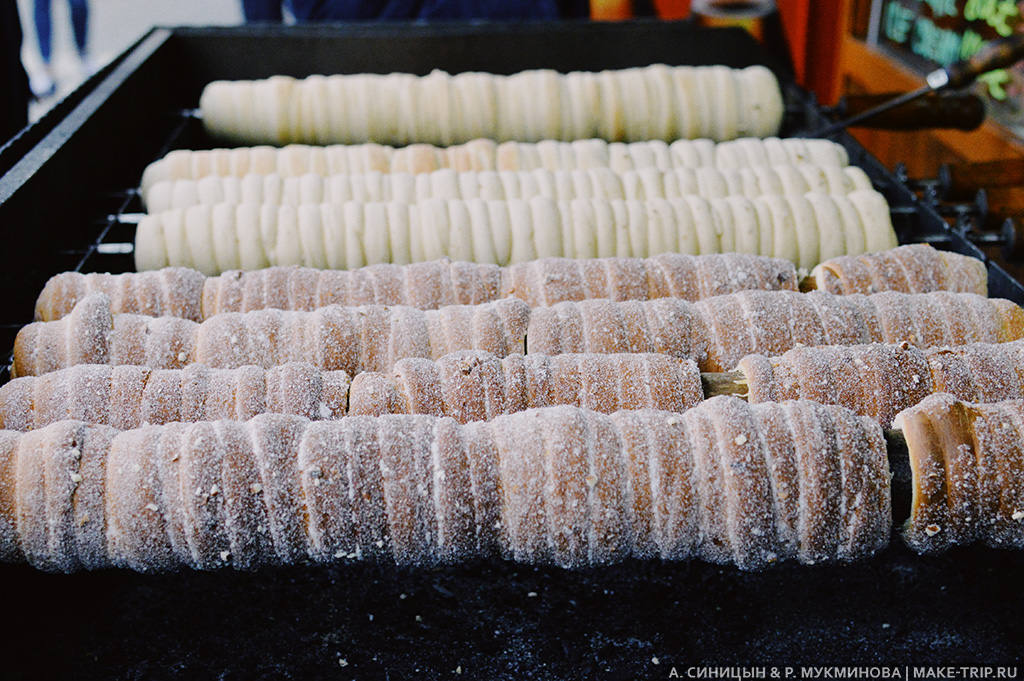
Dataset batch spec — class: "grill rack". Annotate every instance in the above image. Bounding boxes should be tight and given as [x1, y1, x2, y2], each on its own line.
[2, 23, 1024, 674]
[34, 80, 1024, 305]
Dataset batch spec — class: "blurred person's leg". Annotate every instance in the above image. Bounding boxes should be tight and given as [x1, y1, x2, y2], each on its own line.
[67, 0, 94, 76]
[30, 0, 55, 97]
[33, 0, 52, 63]
[302, 0, 564, 20]
[294, 0, 401, 21]
[416, 0, 561, 19]
[243, 0, 284, 21]
[2, 0, 30, 142]
[68, 0, 88, 56]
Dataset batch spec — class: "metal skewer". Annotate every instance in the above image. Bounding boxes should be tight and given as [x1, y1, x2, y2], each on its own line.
[810, 33, 1024, 138]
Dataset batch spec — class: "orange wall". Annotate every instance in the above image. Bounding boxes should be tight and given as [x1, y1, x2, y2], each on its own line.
[593, 0, 845, 103]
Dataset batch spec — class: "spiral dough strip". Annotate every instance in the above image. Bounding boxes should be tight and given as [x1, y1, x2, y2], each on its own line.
[738, 339, 1024, 426]
[133, 191, 897, 275]
[35, 245, 986, 323]
[12, 337, 1024, 432]
[142, 163, 875, 214]
[198, 65, 784, 146]
[14, 289, 1024, 378]
[808, 243, 988, 295]
[37, 252, 802, 322]
[0, 352, 701, 431]
[895, 394, 1024, 554]
[0, 363, 352, 431]
[139, 136, 850, 201]
[527, 290, 1024, 372]
[13, 294, 532, 378]
[0, 397, 891, 573]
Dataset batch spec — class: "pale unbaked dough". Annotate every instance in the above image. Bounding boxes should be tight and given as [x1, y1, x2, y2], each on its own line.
[140, 136, 850, 201]
[200, 65, 783, 146]
[135, 191, 897, 274]
[145, 161, 870, 213]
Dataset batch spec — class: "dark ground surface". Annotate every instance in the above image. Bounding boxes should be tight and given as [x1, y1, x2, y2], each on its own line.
[3, 544, 1023, 680]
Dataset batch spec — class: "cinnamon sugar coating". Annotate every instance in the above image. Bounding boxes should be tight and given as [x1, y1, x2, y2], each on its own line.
[896, 394, 1024, 553]
[35, 254, 798, 321]
[0, 352, 700, 430]
[13, 294, 530, 378]
[738, 339, 1024, 425]
[347, 351, 702, 423]
[812, 244, 987, 296]
[0, 363, 350, 431]
[0, 398, 890, 573]
[15, 291, 1024, 377]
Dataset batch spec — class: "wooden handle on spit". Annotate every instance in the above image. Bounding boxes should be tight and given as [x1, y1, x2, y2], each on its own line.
[841, 92, 984, 131]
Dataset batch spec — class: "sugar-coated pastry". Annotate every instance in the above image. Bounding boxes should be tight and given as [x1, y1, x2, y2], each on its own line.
[733, 341, 1024, 426]
[524, 290, 1024, 372]
[17, 290, 1024, 377]
[0, 363, 350, 431]
[34, 268, 206, 322]
[895, 394, 1024, 554]
[35, 252, 810, 321]
[12, 293, 531, 378]
[347, 351, 703, 422]
[0, 397, 889, 572]
[811, 243, 988, 296]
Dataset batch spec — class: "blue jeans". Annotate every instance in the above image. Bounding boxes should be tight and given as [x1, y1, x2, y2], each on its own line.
[242, 0, 288, 21]
[34, 0, 89, 64]
[243, 0, 560, 21]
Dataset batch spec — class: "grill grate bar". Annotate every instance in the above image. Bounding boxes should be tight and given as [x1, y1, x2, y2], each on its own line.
[73, 108, 195, 274]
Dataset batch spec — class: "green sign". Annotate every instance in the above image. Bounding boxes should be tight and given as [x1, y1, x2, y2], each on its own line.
[877, 0, 1021, 101]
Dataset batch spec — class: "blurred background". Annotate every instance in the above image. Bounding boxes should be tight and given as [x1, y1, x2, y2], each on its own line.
[16, 0, 241, 119]
[11, 0, 1024, 178]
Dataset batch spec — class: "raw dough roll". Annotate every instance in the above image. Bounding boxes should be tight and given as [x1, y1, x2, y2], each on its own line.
[895, 394, 1024, 554]
[0, 397, 889, 572]
[36, 252, 803, 322]
[134, 192, 896, 275]
[714, 137, 849, 169]
[144, 161, 870, 213]
[811, 243, 988, 296]
[199, 65, 784, 146]
[140, 137, 852, 205]
[12, 293, 531, 378]
[347, 351, 703, 422]
[0, 363, 351, 431]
